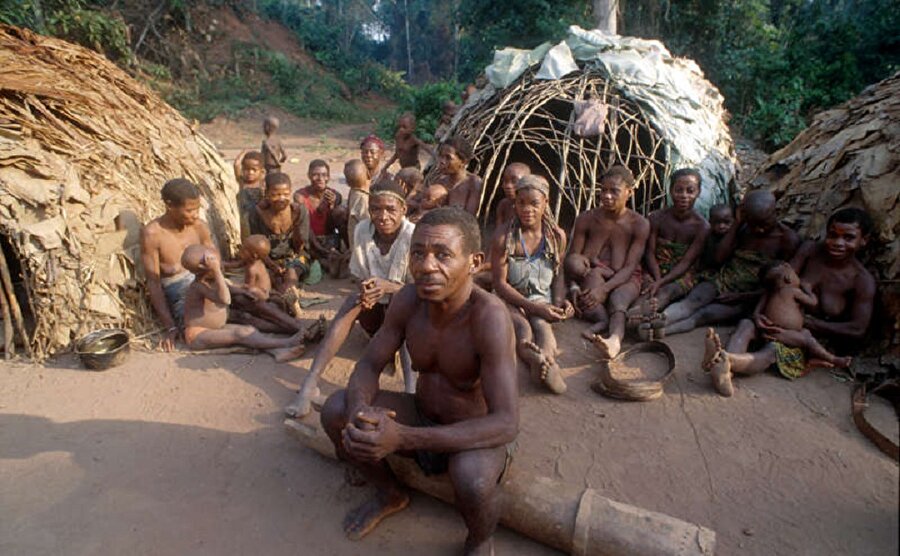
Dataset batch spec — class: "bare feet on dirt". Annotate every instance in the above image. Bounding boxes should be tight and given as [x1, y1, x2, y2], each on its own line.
[590, 334, 621, 360]
[270, 342, 307, 363]
[520, 341, 567, 394]
[284, 385, 324, 418]
[702, 328, 734, 397]
[343, 491, 410, 541]
[303, 315, 327, 343]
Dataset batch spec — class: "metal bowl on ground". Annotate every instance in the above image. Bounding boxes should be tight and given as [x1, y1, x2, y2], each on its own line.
[75, 328, 131, 371]
[591, 341, 676, 402]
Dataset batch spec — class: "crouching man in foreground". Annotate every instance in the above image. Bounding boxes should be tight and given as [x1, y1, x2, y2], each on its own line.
[321, 207, 519, 556]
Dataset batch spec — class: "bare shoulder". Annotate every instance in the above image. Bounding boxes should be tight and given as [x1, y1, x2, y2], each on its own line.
[390, 284, 422, 317]
[140, 218, 162, 245]
[851, 260, 877, 294]
[471, 287, 512, 333]
[466, 173, 483, 188]
[628, 209, 650, 228]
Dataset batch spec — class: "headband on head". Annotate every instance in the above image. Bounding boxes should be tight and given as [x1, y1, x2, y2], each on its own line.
[360, 134, 385, 150]
[515, 175, 550, 197]
[371, 189, 407, 205]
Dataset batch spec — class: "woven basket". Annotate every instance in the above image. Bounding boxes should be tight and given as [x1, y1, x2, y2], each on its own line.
[591, 341, 675, 402]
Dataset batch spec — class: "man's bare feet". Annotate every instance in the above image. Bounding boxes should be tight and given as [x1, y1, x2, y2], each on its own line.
[270, 342, 307, 363]
[343, 491, 410, 540]
[284, 385, 323, 418]
[591, 334, 621, 359]
[303, 315, 327, 343]
[702, 328, 734, 397]
[520, 341, 566, 394]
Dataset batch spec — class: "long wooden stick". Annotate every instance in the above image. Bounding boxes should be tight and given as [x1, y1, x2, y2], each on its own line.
[0, 245, 32, 358]
[0, 282, 13, 358]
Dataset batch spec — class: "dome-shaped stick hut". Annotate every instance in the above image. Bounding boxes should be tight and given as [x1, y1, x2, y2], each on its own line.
[444, 26, 737, 226]
[0, 25, 240, 360]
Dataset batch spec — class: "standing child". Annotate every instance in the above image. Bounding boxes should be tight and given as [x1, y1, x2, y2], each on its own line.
[180, 244, 310, 362]
[381, 113, 434, 173]
[234, 150, 266, 240]
[345, 159, 370, 252]
[434, 100, 457, 143]
[261, 116, 287, 173]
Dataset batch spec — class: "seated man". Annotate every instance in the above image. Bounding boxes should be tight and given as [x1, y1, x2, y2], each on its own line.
[180, 245, 310, 362]
[659, 189, 800, 336]
[320, 207, 518, 556]
[294, 159, 346, 276]
[285, 181, 417, 418]
[703, 208, 876, 396]
[140, 178, 216, 351]
[564, 165, 650, 358]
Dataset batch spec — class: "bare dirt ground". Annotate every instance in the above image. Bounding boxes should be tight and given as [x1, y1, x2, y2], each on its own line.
[1, 113, 897, 556]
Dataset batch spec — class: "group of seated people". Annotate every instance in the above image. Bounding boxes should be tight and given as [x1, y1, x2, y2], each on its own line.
[138, 112, 877, 555]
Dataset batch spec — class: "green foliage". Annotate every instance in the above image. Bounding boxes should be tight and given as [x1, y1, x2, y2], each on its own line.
[378, 80, 460, 142]
[1, 0, 132, 61]
[624, 0, 900, 149]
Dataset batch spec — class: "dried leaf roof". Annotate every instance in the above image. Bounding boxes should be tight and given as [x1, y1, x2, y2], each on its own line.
[0, 25, 240, 359]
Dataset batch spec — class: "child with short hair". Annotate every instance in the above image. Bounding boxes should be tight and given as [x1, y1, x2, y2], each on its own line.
[294, 159, 345, 277]
[700, 204, 735, 272]
[225, 235, 311, 335]
[408, 183, 449, 223]
[754, 261, 851, 369]
[381, 113, 434, 173]
[395, 166, 425, 199]
[345, 159, 370, 252]
[180, 244, 310, 362]
[234, 150, 266, 240]
[261, 116, 287, 173]
[496, 162, 530, 228]
[434, 99, 457, 142]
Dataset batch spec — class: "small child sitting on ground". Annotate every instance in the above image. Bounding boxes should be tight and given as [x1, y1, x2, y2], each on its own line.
[754, 262, 851, 369]
[180, 244, 310, 362]
[234, 150, 266, 240]
[227, 235, 308, 335]
[345, 159, 370, 252]
[381, 113, 434, 173]
[408, 183, 449, 223]
[261, 116, 287, 173]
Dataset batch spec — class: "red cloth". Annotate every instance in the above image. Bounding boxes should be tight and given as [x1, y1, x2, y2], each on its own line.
[298, 187, 330, 236]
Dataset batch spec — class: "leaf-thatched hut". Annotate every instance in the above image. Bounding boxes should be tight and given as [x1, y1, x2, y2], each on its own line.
[749, 72, 900, 348]
[0, 25, 240, 360]
[443, 26, 737, 226]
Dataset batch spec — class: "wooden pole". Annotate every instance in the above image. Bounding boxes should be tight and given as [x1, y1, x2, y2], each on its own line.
[0, 245, 32, 359]
[0, 284, 13, 359]
[286, 416, 716, 556]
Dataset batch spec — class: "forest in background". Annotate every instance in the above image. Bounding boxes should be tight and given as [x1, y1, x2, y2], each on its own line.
[2, 0, 898, 149]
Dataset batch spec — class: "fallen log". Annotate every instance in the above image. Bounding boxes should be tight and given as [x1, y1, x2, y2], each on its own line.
[285, 416, 716, 556]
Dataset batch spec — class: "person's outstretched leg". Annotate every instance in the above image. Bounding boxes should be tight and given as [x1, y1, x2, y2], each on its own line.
[188, 324, 306, 362]
[801, 329, 851, 367]
[662, 281, 718, 327]
[285, 296, 363, 417]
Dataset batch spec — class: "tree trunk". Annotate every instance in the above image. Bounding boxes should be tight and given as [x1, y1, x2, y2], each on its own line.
[593, 0, 619, 34]
[404, 0, 413, 81]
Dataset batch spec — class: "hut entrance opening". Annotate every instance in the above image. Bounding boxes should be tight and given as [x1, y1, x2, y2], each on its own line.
[453, 69, 668, 231]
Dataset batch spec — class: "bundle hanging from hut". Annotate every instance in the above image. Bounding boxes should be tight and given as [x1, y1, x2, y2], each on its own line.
[440, 26, 737, 225]
[0, 25, 240, 360]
